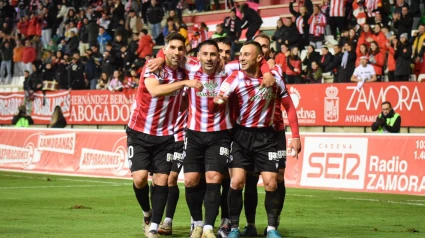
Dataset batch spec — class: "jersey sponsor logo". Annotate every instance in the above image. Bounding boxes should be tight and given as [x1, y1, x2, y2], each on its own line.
[38, 133, 76, 154]
[268, 152, 280, 161]
[219, 147, 230, 157]
[324, 86, 339, 123]
[300, 137, 368, 189]
[173, 152, 183, 162]
[166, 153, 173, 162]
[250, 87, 275, 101]
[196, 79, 218, 97]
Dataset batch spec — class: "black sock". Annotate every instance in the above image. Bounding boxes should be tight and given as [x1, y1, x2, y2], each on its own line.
[133, 183, 151, 213]
[204, 183, 221, 226]
[150, 182, 154, 206]
[244, 175, 259, 224]
[228, 187, 243, 229]
[151, 184, 169, 224]
[185, 186, 203, 221]
[265, 190, 281, 227]
[221, 178, 230, 219]
[165, 185, 179, 219]
[277, 181, 286, 215]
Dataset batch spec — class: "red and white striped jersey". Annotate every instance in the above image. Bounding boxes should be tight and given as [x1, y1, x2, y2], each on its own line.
[271, 66, 288, 131]
[329, 0, 346, 17]
[218, 70, 288, 128]
[309, 13, 327, 36]
[366, 0, 380, 18]
[184, 58, 233, 132]
[296, 16, 304, 34]
[174, 110, 188, 142]
[128, 65, 185, 136]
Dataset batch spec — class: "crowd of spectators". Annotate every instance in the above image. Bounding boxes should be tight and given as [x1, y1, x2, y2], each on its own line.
[0, 0, 423, 98]
[271, 0, 425, 84]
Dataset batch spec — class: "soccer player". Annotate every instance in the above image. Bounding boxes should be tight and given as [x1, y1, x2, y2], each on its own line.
[158, 109, 188, 235]
[127, 32, 203, 238]
[240, 34, 301, 237]
[212, 41, 289, 238]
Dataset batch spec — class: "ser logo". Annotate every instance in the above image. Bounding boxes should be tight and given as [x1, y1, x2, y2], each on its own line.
[300, 137, 368, 189]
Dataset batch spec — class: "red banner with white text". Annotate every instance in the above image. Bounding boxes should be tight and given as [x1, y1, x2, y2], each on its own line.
[282, 82, 425, 126]
[0, 90, 136, 125]
[0, 82, 424, 126]
[0, 129, 424, 195]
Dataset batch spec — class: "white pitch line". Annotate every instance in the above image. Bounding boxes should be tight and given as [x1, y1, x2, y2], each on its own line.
[336, 197, 425, 206]
[0, 174, 130, 185]
[0, 184, 128, 190]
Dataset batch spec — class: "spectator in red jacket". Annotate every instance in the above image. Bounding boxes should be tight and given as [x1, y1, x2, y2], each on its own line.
[18, 16, 29, 37]
[27, 13, 40, 37]
[371, 24, 387, 53]
[22, 40, 37, 73]
[357, 24, 373, 55]
[136, 29, 155, 59]
[285, 46, 302, 84]
[368, 41, 385, 81]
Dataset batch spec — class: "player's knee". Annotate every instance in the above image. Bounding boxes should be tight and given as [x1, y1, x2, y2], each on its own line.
[152, 173, 168, 186]
[230, 177, 245, 190]
[168, 172, 179, 186]
[133, 176, 148, 189]
[184, 173, 200, 187]
[263, 179, 277, 191]
[205, 171, 222, 183]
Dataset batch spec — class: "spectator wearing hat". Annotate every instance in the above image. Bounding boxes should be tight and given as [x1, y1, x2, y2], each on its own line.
[394, 33, 412, 81]
[351, 55, 377, 89]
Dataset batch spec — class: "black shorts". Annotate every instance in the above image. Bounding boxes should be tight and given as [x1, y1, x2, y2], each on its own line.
[183, 129, 230, 174]
[126, 128, 174, 174]
[276, 129, 287, 169]
[230, 125, 279, 173]
[171, 141, 184, 173]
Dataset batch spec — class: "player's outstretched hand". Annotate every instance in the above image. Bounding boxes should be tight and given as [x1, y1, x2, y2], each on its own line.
[185, 80, 204, 91]
[260, 72, 276, 88]
[288, 138, 302, 159]
[147, 58, 165, 71]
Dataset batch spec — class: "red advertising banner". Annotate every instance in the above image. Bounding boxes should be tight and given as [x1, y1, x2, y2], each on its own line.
[0, 90, 136, 125]
[1, 128, 424, 195]
[283, 82, 425, 126]
[0, 82, 424, 126]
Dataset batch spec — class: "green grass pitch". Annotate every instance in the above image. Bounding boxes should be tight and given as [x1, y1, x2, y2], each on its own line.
[0, 171, 424, 238]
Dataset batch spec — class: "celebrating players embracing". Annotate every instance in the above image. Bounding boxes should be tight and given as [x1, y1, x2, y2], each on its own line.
[127, 32, 202, 238]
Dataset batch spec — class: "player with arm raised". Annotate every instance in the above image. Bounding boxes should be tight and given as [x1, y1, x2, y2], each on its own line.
[127, 32, 202, 238]
[212, 41, 286, 238]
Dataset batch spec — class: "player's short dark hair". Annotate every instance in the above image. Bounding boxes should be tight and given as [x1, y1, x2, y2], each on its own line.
[198, 40, 219, 52]
[382, 101, 392, 108]
[243, 40, 263, 55]
[165, 32, 186, 45]
[322, 46, 328, 51]
[253, 33, 271, 43]
[213, 37, 232, 47]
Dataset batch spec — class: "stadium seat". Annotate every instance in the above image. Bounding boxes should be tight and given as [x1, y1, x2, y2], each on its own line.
[322, 72, 334, 83]
[11, 87, 19, 92]
[410, 74, 417, 82]
[0, 88, 5, 92]
[418, 74, 425, 82]
[4, 87, 12, 92]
